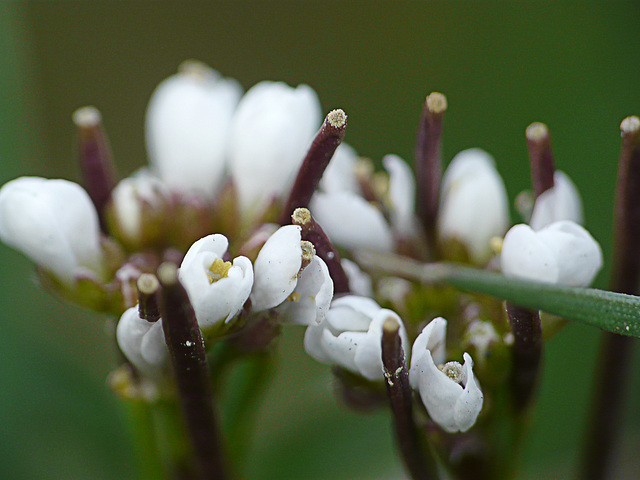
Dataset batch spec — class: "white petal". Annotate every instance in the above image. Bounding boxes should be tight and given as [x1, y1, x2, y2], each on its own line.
[0, 177, 102, 284]
[140, 321, 168, 367]
[327, 295, 382, 331]
[280, 256, 333, 326]
[321, 329, 367, 373]
[250, 225, 303, 311]
[145, 62, 242, 197]
[228, 81, 322, 214]
[320, 143, 360, 194]
[529, 171, 583, 230]
[310, 192, 393, 251]
[341, 259, 373, 297]
[453, 353, 484, 432]
[181, 234, 229, 272]
[409, 317, 447, 388]
[500, 224, 560, 283]
[117, 307, 168, 378]
[304, 323, 331, 363]
[383, 154, 416, 236]
[437, 149, 509, 263]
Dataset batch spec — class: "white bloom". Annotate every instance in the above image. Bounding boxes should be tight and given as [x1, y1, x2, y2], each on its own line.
[319, 143, 360, 194]
[383, 154, 416, 237]
[228, 81, 322, 215]
[409, 317, 483, 433]
[529, 171, 583, 230]
[145, 61, 242, 197]
[179, 234, 253, 331]
[310, 191, 393, 251]
[500, 221, 602, 287]
[116, 306, 168, 378]
[250, 225, 304, 311]
[437, 148, 509, 263]
[0, 177, 103, 285]
[304, 296, 409, 381]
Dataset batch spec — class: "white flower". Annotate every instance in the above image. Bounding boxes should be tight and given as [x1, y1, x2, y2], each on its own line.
[310, 191, 394, 251]
[116, 306, 168, 378]
[179, 234, 253, 331]
[383, 154, 416, 237]
[437, 148, 509, 264]
[529, 171, 583, 230]
[145, 61, 242, 198]
[228, 81, 322, 215]
[409, 317, 483, 433]
[500, 221, 603, 287]
[304, 296, 409, 381]
[0, 177, 103, 285]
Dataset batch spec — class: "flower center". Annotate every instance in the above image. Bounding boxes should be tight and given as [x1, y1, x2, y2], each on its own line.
[207, 258, 232, 284]
[439, 361, 465, 386]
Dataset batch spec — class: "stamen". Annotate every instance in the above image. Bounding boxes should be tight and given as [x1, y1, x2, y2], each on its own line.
[279, 109, 348, 224]
[137, 273, 160, 322]
[207, 258, 233, 283]
[526, 121, 556, 198]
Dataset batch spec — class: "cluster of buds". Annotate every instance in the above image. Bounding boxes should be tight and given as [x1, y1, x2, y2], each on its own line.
[0, 60, 609, 479]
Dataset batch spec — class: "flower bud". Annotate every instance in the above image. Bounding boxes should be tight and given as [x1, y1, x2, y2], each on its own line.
[0, 177, 103, 285]
[409, 317, 483, 433]
[500, 221, 603, 287]
[529, 170, 583, 230]
[145, 61, 242, 197]
[228, 81, 322, 215]
[437, 148, 509, 264]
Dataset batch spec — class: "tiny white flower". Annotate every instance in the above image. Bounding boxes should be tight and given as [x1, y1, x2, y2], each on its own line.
[228, 81, 322, 215]
[145, 61, 242, 198]
[529, 171, 583, 230]
[179, 234, 253, 331]
[0, 177, 103, 285]
[383, 154, 416, 237]
[500, 221, 603, 287]
[409, 317, 483, 433]
[437, 148, 509, 264]
[250, 225, 304, 312]
[310, 191, 394, 251]
[304, 296, 409, 381]
[116, 306, 168, 378]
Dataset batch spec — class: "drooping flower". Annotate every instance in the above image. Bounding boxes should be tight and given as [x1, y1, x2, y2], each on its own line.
[500, 220, 603, 287]
[0, 177, 104, 285]
[304, 295, 409, 381]
[409, 317, 483, 433]
[528, 171, 583, 230]
[437, 148, 509, 263]
[145, 61, 242, 198]
[178, 234, 253, 332]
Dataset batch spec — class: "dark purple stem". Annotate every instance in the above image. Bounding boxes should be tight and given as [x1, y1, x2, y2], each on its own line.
[578, 116, 640, 480]
[525, 122, 556, 197]
[291, 208, 350, 294]
[157, 263, 227, 480]
[381, 316, 434, 480]
[73, 107, 117, 232]
[279, 109, 347, 225]
[137, 273, 160, 323]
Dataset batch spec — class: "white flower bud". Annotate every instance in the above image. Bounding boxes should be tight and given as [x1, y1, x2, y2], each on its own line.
[116, 307, 168, 378]
[437, 149, 509, 263]
[304, 296, 409, 381]
[500, 221, 603, 287]
[178, 234, 253, 331]
[529, 171, 583, 230]
[383, 154, 416, 237]
[409, 317, 483, 433]
[145, 61, 242, 197]
[228, 81, 322, 214]
[0, 177, 103, 285]
[309, 191, 394, 251]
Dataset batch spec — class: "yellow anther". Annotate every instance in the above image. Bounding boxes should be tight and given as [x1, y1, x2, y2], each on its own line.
[207, 258, 233, 283]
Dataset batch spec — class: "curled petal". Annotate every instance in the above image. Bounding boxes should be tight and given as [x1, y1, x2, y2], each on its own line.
[529, 171, 583, 230]
[310, 192, 393, 251]
[116, 307, 168, 378]
[409, 317, 447, 387]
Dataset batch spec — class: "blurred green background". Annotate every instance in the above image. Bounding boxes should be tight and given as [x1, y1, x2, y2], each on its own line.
[1, 2, 640, 479]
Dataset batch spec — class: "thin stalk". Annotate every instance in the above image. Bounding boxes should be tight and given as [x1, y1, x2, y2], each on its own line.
[525, 122, 555, 197]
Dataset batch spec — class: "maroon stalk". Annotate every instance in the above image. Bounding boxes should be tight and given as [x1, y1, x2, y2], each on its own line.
[73, 106, 117, 232]
[279, 109, 347, 225]
[525, 122, 556, 197]
[137, 273, 160, 323]
[291, 207, 350, 294]
[579, 116, 640, 480]
[157, 262, 227, 480]
[381, 316, 434, 480]
[415, 92, 446, 252]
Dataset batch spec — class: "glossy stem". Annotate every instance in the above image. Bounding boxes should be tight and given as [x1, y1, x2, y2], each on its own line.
[525, 122, 556, 197]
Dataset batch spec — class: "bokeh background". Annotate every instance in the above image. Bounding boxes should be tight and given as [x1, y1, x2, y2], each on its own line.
[1, 2, 640, 479]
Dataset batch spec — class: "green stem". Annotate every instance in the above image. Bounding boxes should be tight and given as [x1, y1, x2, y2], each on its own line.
[123, 398, 168, 480]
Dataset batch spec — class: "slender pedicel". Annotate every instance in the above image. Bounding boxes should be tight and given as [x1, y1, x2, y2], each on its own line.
[525, 122, 555, 197]
[137, 273, 160, 323]
[157, 262, 227, 480]
[73, 106, 117, 232]
[381, 316, 434, 480]
[415, 92, 446, 252]
[579, 116, 640, 480]
[292, 207, 350, 294]
[279, 109, 347, 225]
